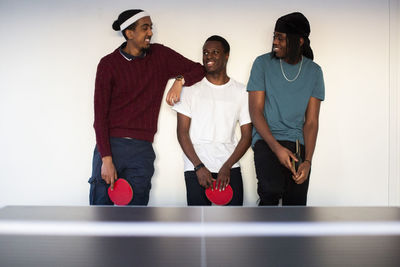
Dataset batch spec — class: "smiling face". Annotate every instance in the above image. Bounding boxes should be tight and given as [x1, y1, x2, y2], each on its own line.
[202, 40, 229, 75]
[125, 16, 153, 55]
[272, 31, 287, 59]
[273, 31, 305, 64]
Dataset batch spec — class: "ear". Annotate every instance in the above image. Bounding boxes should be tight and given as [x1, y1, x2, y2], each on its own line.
[125, 29, 134, 40]
[299, 37, 304, 47]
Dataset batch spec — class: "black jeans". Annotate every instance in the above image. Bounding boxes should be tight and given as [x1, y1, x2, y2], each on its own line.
[253, 140, 310, 206]
[184, 167, 243, 206]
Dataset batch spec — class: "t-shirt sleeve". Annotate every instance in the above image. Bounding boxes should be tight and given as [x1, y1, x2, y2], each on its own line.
[239, 90, 251, 126]
[312, 66, 325, 101]
[172, 86, 192, 118]
[247, 56, 266, 92]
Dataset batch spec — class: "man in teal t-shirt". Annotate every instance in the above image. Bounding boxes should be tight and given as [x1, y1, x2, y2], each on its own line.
[247, 12, 325, 205]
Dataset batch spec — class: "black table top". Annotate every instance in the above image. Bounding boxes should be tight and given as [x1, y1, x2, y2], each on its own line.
[1, 206, 400, 267]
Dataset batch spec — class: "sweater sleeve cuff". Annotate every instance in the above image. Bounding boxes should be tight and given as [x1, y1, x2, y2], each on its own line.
[97, 139, 111, 158]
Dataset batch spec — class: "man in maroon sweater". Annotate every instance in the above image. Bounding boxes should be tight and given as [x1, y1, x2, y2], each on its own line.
[89, 9, 205, 205]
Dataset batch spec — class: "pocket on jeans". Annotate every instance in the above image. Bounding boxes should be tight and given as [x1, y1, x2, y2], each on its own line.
[88, 176, 100, 205]
[88, 176, 103, 184]
[88, 176, 108, 205]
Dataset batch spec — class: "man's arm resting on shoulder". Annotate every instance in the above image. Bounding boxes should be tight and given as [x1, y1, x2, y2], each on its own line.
[166, 76, 185, 106]
[177, 113, 214, 188]
[217, 123, 252, 191]
[164, 46, 205, 106]
[293, 96, 321, 184]
[166, 68, 204, 106]
[249, 91, 297, 175]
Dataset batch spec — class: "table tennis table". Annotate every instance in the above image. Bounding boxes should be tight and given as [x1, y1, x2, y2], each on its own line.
[1, 206, 400, 267]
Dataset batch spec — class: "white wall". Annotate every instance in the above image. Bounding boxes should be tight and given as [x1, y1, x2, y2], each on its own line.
[0, 0, 398, 206]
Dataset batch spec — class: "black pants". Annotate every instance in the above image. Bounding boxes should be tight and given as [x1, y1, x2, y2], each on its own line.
[184, 167, 243, 206]
[253, 140, 310, 206]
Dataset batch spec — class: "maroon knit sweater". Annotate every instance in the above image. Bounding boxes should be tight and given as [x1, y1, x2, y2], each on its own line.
[94, 43, 205, 157]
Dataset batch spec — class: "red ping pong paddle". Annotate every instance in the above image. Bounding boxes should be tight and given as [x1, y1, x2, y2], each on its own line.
[108, 178, 133, 206]
[205, 181, 233, 205]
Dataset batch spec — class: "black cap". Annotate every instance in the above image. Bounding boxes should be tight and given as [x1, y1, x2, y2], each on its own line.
[274, 12, 310, 37]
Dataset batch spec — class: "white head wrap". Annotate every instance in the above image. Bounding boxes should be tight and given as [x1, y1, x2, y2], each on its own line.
[120, 11, 150, 31]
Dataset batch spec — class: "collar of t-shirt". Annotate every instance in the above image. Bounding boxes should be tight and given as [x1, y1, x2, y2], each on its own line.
[119, 42, 146, 61]
[203, 77, 233, 88]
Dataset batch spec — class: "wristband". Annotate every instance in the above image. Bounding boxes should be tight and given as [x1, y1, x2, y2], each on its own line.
[194, 163, 205, 172]
[175, 75, 184, 81]
[175, 75, 185, 85]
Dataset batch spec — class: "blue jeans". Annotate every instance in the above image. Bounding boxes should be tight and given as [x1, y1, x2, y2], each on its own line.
[184, 167, 243, 206]
[89, 137, 156, 205]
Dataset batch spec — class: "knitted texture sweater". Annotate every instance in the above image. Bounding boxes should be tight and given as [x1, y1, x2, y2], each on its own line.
[94, 43, 205, 157]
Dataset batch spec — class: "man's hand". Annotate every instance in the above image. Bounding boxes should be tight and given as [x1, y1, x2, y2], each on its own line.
[196, 167, 215, 189]
[293, 161, 311, 184]
[216, 165, 230, 191]
[101, 156, 117, 190]
[166, 79, 184, 106]
[275, 145, 297, 176]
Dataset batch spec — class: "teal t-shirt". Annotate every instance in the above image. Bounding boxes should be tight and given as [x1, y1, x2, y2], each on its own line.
[247, 53, 325, 146]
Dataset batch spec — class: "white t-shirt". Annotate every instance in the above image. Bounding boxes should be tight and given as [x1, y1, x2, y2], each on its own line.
[172, 77, 251, 172]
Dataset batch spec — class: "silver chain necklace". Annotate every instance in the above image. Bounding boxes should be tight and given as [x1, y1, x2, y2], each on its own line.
[280, 56, 303, 82]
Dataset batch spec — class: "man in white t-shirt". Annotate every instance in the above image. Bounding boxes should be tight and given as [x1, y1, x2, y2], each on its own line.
[173, 35, 252, 205]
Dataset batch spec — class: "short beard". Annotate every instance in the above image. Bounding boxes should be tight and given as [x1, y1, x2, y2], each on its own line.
[141, 45, 151, 55]
[270, 49, 286, 60]
[271, 51, 280, 59]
